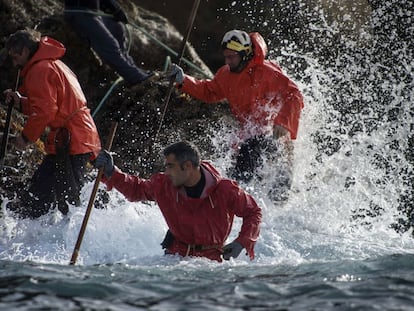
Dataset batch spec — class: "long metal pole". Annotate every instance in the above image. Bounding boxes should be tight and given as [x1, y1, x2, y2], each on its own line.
[69, 121, 118, 265]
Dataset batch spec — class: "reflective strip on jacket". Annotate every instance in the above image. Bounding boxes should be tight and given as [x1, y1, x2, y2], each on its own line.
[181, 32, 304, 140]
[19, 36, 101, 157]
[102, 161, 262, 262]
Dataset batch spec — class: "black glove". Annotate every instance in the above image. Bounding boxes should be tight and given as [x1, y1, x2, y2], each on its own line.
[113, 8, 128, 24]
[222, 241, 244, 260]
[167, 63, 184, 84]
[94, 149, 114, 177]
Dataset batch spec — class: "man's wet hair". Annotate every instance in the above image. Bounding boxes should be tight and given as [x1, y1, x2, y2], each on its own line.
[163, 141, 201, 167]
[6, 29, 41, 57]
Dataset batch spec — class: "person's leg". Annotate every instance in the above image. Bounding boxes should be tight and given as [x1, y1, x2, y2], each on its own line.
[54, 127, 73, 215]
[263, 139, 294, 203]
[55, 152, 91, 215]
[7, 155, 57, 218]
[231, 136, 263, 183]
[66, 153, 91, 207]
[231, 136, 293, 203]
[102, 17, 136, 69]
[65, 12, 149, 85]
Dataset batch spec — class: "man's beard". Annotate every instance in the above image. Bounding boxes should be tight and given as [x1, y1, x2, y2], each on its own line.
[230, 60, 247, 73]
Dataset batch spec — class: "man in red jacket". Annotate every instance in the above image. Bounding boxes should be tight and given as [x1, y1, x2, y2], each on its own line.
[3, 29, 101, 218]
[94, 141, 262, 262]
[169, 30, 304, 203]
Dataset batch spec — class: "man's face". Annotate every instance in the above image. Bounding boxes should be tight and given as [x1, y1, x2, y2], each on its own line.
[164, 154, 190, 187]
[8, 47, 30, 69]
[223, 49, 242, 72]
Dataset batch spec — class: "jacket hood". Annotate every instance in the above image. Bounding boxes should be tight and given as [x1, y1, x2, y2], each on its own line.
[249, 32, 268, 65]
[199, 160, 224, 198]
[22, 36, 66, 75]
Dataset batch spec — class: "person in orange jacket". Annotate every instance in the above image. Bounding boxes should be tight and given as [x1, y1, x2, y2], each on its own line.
[94, 141, 262, 262]
[3, 29, 101, 218]
[168, 30, 304, 203]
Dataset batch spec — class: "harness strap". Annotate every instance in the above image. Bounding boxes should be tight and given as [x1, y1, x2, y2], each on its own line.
[62, 106, 87, 127]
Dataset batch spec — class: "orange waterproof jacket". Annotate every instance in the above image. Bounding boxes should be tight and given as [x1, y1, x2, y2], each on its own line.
[19, 37, 101, 156]
[181, 32, 304, 139]
[103, 161, 262, 262]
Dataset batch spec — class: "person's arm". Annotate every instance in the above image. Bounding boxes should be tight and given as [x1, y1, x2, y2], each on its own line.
[228, 183, 262, 260]
[94, 149, 158, 202]
[21, 65, 59, 143]
[168, 64, 227, 103]
[272, 74, 304, 140]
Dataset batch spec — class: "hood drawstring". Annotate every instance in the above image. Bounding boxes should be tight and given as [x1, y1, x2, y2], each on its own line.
[209, 196, 215, 209]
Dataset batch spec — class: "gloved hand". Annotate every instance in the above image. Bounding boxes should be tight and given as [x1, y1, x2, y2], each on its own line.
[167, 63, 184, 84]
[3, 89, 22, 110]
[273, 125, 289, 139]
[113, 8, 129, 24]
[94, 149, 114, 178]
[222, 241, 244, 260]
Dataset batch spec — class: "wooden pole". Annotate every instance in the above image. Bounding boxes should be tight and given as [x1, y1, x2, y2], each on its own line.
[0, 70, 20, 168]
[154, 0, 201, 141]
[0, 101, 14, 168]
[69, 121, 118, 265]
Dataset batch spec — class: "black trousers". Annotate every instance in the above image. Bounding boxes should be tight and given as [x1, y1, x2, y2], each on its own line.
[8, 153, 91, 218]
[230, 135, 293, 203]
[64, 11, 148, 85]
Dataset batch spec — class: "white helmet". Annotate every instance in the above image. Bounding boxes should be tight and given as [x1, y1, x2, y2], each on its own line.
[221, 30, 253, 59]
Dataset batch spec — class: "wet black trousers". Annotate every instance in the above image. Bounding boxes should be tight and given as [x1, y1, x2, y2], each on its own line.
[64, 12, 149, 85]
[8, 153, 90, 219]
[231, 136, 268, 183]
[230, 135, 293, 203]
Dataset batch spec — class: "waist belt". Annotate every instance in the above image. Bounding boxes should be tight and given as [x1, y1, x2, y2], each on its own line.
[184, 243, 222, 257]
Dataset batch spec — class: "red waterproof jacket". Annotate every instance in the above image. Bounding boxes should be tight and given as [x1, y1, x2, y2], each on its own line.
[181, 32, 304, 140]
[19, 37, 101, 157]
[103, 161, 262, 262]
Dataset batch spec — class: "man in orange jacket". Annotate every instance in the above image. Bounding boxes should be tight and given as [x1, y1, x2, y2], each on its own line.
[169, 30, 304, 203]
[94, 141, 262, 262]
[3, 29, 101, 218]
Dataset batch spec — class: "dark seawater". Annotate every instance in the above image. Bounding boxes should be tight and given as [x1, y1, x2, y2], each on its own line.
[1, 254, 414, 310]
[1, 194, 413, 311]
